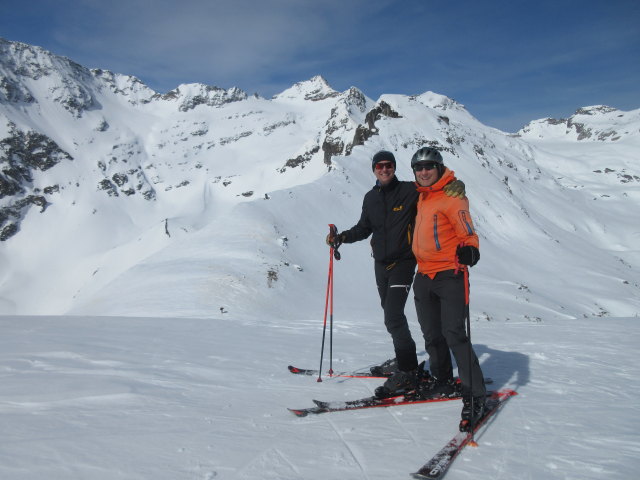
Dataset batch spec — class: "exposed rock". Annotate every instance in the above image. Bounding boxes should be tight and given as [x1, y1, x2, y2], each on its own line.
[98, 179, 119, 197]
[0, 75, 35, 103]
[322, 138, 344, 165]
[346, 124, 375, 155]
[159, 84, 248, 112]
[365, 100, 401, 130]
[0, 194, 48, 241]
[575, 106, 618, 116]
[279, 146, 320, 172]
[346, 101, 402, 155]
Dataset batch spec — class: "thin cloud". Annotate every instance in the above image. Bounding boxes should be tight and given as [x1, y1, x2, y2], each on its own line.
[43, 0, 386, 92]
[0, 0, 638, 131]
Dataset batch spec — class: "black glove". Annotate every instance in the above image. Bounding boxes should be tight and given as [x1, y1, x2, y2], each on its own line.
[456, 245, 480, 266]
[326, 232, 344, 249]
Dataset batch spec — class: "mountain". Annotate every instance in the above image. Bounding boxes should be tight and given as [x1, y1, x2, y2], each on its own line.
[0, 37, 639, 321]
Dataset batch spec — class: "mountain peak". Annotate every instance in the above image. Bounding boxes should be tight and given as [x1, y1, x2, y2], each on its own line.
[573, 105, 618, 116]
[159, 83, 248, 111]
[412, 91, 465, 111]
[273, 75, 339, 101]
[517, 105, 639, 141]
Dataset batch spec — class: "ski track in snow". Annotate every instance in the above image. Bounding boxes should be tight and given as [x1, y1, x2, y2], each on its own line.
[0, 315, 639, 479]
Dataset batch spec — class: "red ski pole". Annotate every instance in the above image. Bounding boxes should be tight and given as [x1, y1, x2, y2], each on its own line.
[317, 224, 340, 381]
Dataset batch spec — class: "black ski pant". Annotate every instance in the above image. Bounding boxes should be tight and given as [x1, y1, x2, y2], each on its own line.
[374, 258, 418, 372]
[414, 269, 486, 397]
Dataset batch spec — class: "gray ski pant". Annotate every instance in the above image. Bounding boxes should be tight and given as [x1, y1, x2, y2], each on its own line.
[414, 269, 486, 397]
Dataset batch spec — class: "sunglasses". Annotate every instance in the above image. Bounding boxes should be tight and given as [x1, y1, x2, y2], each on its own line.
[374, 162, 395, 171]
[413, 162, 439, 172]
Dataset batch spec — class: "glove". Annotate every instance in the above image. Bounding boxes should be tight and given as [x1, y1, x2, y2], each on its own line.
[456, 245, 480, 266]
[326, 232, 344, 249]
[444, 179, 466, 199]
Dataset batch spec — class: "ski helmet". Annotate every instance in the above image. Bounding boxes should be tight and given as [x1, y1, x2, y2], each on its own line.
[371, 150, 396, 171]
[410, 147, 443, 168]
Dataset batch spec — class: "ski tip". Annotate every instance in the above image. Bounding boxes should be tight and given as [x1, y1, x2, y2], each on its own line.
[287, 408, 308, 417]
[496, 388, 518, 398]
[287, 365, 299, 373]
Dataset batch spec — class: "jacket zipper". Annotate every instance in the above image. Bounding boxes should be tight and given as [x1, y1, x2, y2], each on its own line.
[460, 211, 474, 235]
[433, 214, 441, 250]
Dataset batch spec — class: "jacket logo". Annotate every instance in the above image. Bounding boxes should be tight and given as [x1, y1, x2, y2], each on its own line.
[393, 205, 404, 212]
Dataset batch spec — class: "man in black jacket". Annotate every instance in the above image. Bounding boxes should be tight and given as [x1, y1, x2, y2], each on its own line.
[328, 150, 464, 398]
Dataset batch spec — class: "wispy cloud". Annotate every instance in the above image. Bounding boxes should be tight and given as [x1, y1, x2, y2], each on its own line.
[1, 0, 638, 131]
[42, 0, 392, 93]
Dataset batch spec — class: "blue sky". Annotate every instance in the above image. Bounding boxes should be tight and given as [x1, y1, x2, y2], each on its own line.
[1, 0, 638, 132]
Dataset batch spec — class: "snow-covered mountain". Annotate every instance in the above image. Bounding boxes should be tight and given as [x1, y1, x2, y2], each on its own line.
[1, 37, 639, 321]
[1, 37, 640, 480]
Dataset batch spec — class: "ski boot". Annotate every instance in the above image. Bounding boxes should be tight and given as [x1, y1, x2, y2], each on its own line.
[419, 377, 459, 399]
[459, 395, 486, 432]
[374, 368, 418, 398]
[370, 358, 398, 377]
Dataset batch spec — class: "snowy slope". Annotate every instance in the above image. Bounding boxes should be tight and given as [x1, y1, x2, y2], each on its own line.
[1, 314, 638, 480]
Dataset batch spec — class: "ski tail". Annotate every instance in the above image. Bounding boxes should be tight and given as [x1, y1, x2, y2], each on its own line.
[411, 389, 517, 479]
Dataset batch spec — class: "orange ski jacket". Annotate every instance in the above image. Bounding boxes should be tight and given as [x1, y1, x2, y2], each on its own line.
[412, 168, 479, 278]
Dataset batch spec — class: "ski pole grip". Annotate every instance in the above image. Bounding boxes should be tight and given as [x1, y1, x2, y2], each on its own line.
[328, 224, 341, 260]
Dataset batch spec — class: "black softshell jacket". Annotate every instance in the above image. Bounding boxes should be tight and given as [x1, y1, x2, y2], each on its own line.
[341, 176, 418, 264]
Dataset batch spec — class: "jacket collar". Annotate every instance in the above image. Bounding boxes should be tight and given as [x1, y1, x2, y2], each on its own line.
[416, 168, 455, 193]
[375, 175, 400, 192]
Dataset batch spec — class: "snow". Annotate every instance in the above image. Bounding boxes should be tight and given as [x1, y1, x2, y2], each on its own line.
[1, 314, 638, 479]
[1, 38, 640, 479]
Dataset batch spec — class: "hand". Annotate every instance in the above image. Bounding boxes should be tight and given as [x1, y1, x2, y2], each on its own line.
[444, 179, 466, 199]
[326, 232, 344, 248]
[456, 245, 480, 266]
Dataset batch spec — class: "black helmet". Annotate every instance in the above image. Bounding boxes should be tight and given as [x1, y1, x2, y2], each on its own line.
[371, 150, 396, 171]
[410, 147, 443, 168]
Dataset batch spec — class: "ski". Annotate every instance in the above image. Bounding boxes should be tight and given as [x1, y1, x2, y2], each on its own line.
[411, 388, 517, 479]
[288, 392, 461, 417]
[287, 364, 390, 379]
[288, 383, 492, 417]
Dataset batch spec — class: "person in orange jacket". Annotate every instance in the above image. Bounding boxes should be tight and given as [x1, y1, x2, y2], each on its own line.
[326, 150, 465, 399]
[411, 147, 486, 432]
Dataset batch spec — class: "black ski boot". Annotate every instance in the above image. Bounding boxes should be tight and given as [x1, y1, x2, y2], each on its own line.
[374, 368, 418, 398]
[416, 363, 433, 387]
[370, 358, 398, 377]
[419, 377, 459, 399]
[459, 395, 486, 432]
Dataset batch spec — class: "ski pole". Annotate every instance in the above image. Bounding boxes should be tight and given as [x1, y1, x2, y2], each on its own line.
[463, 264, 479, 447]
[329, 246, 334, 377]
[327, 224, 341, 376]
[318, 224, 339, 381]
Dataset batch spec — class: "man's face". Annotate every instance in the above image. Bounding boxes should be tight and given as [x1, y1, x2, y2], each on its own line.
[413, 162, 440, 187]
[374, 161, 395, 186]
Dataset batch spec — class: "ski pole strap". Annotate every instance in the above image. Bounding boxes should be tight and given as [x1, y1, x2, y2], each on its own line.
[463, 265, 469, 306]
[328, 224, 341, 260]
[454, 241, 465, 274]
